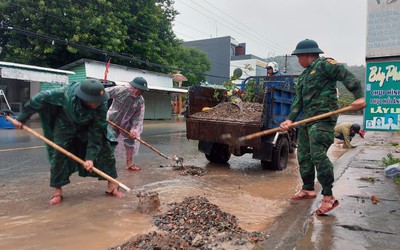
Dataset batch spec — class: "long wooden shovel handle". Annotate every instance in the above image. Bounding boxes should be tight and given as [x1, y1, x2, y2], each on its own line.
[6, 116, 131, 192]
[107, 120, 171, 160]
[239, 106, 354, 142]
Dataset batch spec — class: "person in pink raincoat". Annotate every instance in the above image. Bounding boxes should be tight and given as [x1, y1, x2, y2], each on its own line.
[106, 77, 149, 171]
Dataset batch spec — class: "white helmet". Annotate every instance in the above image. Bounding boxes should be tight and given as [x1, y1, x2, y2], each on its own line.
[266, 62, 279, 74]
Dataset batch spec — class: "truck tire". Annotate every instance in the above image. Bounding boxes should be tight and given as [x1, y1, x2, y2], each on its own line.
[261, 136, 289, 171]
[205, 143, 231, 164]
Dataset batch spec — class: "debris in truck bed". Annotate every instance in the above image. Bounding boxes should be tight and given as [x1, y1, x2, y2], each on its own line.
[191, 102, 263, 122]
[110, 196, 269, 250]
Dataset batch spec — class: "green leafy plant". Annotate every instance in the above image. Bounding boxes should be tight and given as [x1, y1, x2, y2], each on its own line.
[242, 78, 265, 102]
[213, 65, 260, 102]
[213, 67, 244, 101]
[395, 176, 400, 185]
[382, 153, 400, 166]
[241, 78, 257, 102]
[212, 75, 237, 101]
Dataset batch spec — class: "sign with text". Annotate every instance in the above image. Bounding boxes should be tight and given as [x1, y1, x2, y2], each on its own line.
[364, 61, 400, 131]
[367, 0, 400, 58]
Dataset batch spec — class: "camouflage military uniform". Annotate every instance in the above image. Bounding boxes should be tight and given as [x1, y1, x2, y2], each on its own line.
[17, 82, 118, 188]
[288, 57, 363, 195]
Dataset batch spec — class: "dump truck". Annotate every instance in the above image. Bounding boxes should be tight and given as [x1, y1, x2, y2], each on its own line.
[185, 75, 298, 170]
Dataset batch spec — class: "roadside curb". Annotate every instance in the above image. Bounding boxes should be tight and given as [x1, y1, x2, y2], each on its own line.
[296, 131, 400, 249]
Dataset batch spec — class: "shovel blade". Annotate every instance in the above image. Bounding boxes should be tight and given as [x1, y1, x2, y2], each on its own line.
[220, 133, 240, 146]
[136, 190, 161, 214]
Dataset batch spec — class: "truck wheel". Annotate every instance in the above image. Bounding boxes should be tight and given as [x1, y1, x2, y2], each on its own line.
[261, 137, 289, 171]
[205, 143, 231, 164]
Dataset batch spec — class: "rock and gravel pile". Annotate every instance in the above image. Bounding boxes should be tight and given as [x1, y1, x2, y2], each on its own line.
[174, 165, 207, 176]
[159, 164, 207, 176]
[110, 196, 269, 250]
[191, 102, 263, 123]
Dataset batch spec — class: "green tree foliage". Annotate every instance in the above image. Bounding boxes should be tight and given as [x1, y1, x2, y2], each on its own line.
[0, 0, 210, 83]
[337, 65, 366, 114]
[171, 46, 211, 85]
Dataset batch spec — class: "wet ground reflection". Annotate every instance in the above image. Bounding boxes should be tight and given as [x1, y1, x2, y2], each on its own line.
[0, 119, 348, 249]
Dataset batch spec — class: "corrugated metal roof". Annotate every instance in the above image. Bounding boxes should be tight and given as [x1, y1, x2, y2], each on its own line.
[0, 61, 75, 75]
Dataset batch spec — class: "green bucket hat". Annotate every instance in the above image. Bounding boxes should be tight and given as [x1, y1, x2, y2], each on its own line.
[74, 79, 109, 103]
[129, 77, 149, 91]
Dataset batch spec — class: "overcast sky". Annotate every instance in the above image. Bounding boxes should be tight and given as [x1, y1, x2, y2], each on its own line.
[172, 0, 367, 66]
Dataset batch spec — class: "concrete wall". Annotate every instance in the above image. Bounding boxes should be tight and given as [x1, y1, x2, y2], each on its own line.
[229, 58, 268, 79]
[184, 36, 231, 85]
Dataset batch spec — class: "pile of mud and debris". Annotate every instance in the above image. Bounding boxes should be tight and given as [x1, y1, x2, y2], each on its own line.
[159, 164, 207, 176]
[110, 196, 269, 250]
[174, 165, 207, 176]
[191, 102, 263, 123]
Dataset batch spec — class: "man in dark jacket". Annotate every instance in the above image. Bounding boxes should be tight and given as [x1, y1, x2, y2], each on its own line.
[14, 79, 124, 205]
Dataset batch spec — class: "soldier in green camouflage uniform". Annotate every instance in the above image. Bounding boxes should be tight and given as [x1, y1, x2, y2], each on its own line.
[15, 79, 124, 205]
[280, 39, 366, 215]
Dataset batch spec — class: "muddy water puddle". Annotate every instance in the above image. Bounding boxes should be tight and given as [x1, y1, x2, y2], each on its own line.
[0, 151, 304, 249]
[0, 144, 348, 250]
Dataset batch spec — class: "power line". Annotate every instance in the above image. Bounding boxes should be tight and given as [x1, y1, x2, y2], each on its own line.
[174, 31, 197, 40]
[1, 1, 253, 79]
[200, 0, 291, 53]
[175, 20, 211, 37]
[175, 0, 286, 56]
[4, 0, 176, 46]
[3, 0, 174, 64]
[0, 22, 230, 80]
[4, 0, 240, 72]
[188, 0, 285, 55]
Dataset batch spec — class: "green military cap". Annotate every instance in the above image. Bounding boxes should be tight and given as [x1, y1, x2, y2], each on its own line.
[74, 79, 109, 103]
[129, 77, 149, 91]
[292, 39, 324, 55]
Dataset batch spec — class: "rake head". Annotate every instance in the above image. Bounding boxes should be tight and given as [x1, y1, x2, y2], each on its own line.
[172, 155, 184, 166]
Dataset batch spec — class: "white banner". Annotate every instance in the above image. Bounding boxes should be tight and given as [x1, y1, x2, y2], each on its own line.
[1, 68, 69, 84]
[367, 0, 400, 58]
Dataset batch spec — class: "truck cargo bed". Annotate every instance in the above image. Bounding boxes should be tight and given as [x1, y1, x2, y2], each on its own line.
[186, 118, 261, 147]
[185, 76, 298, 169]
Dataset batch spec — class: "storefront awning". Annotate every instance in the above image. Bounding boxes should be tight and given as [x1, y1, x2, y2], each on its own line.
[0, 61, 75, 84]
[148, 85, 188, 94]
[113, 81, 187, 94]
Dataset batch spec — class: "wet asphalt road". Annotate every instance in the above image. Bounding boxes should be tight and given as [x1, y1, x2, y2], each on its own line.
[0, 117, 302, 249]
[1, 115, 399, 249]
